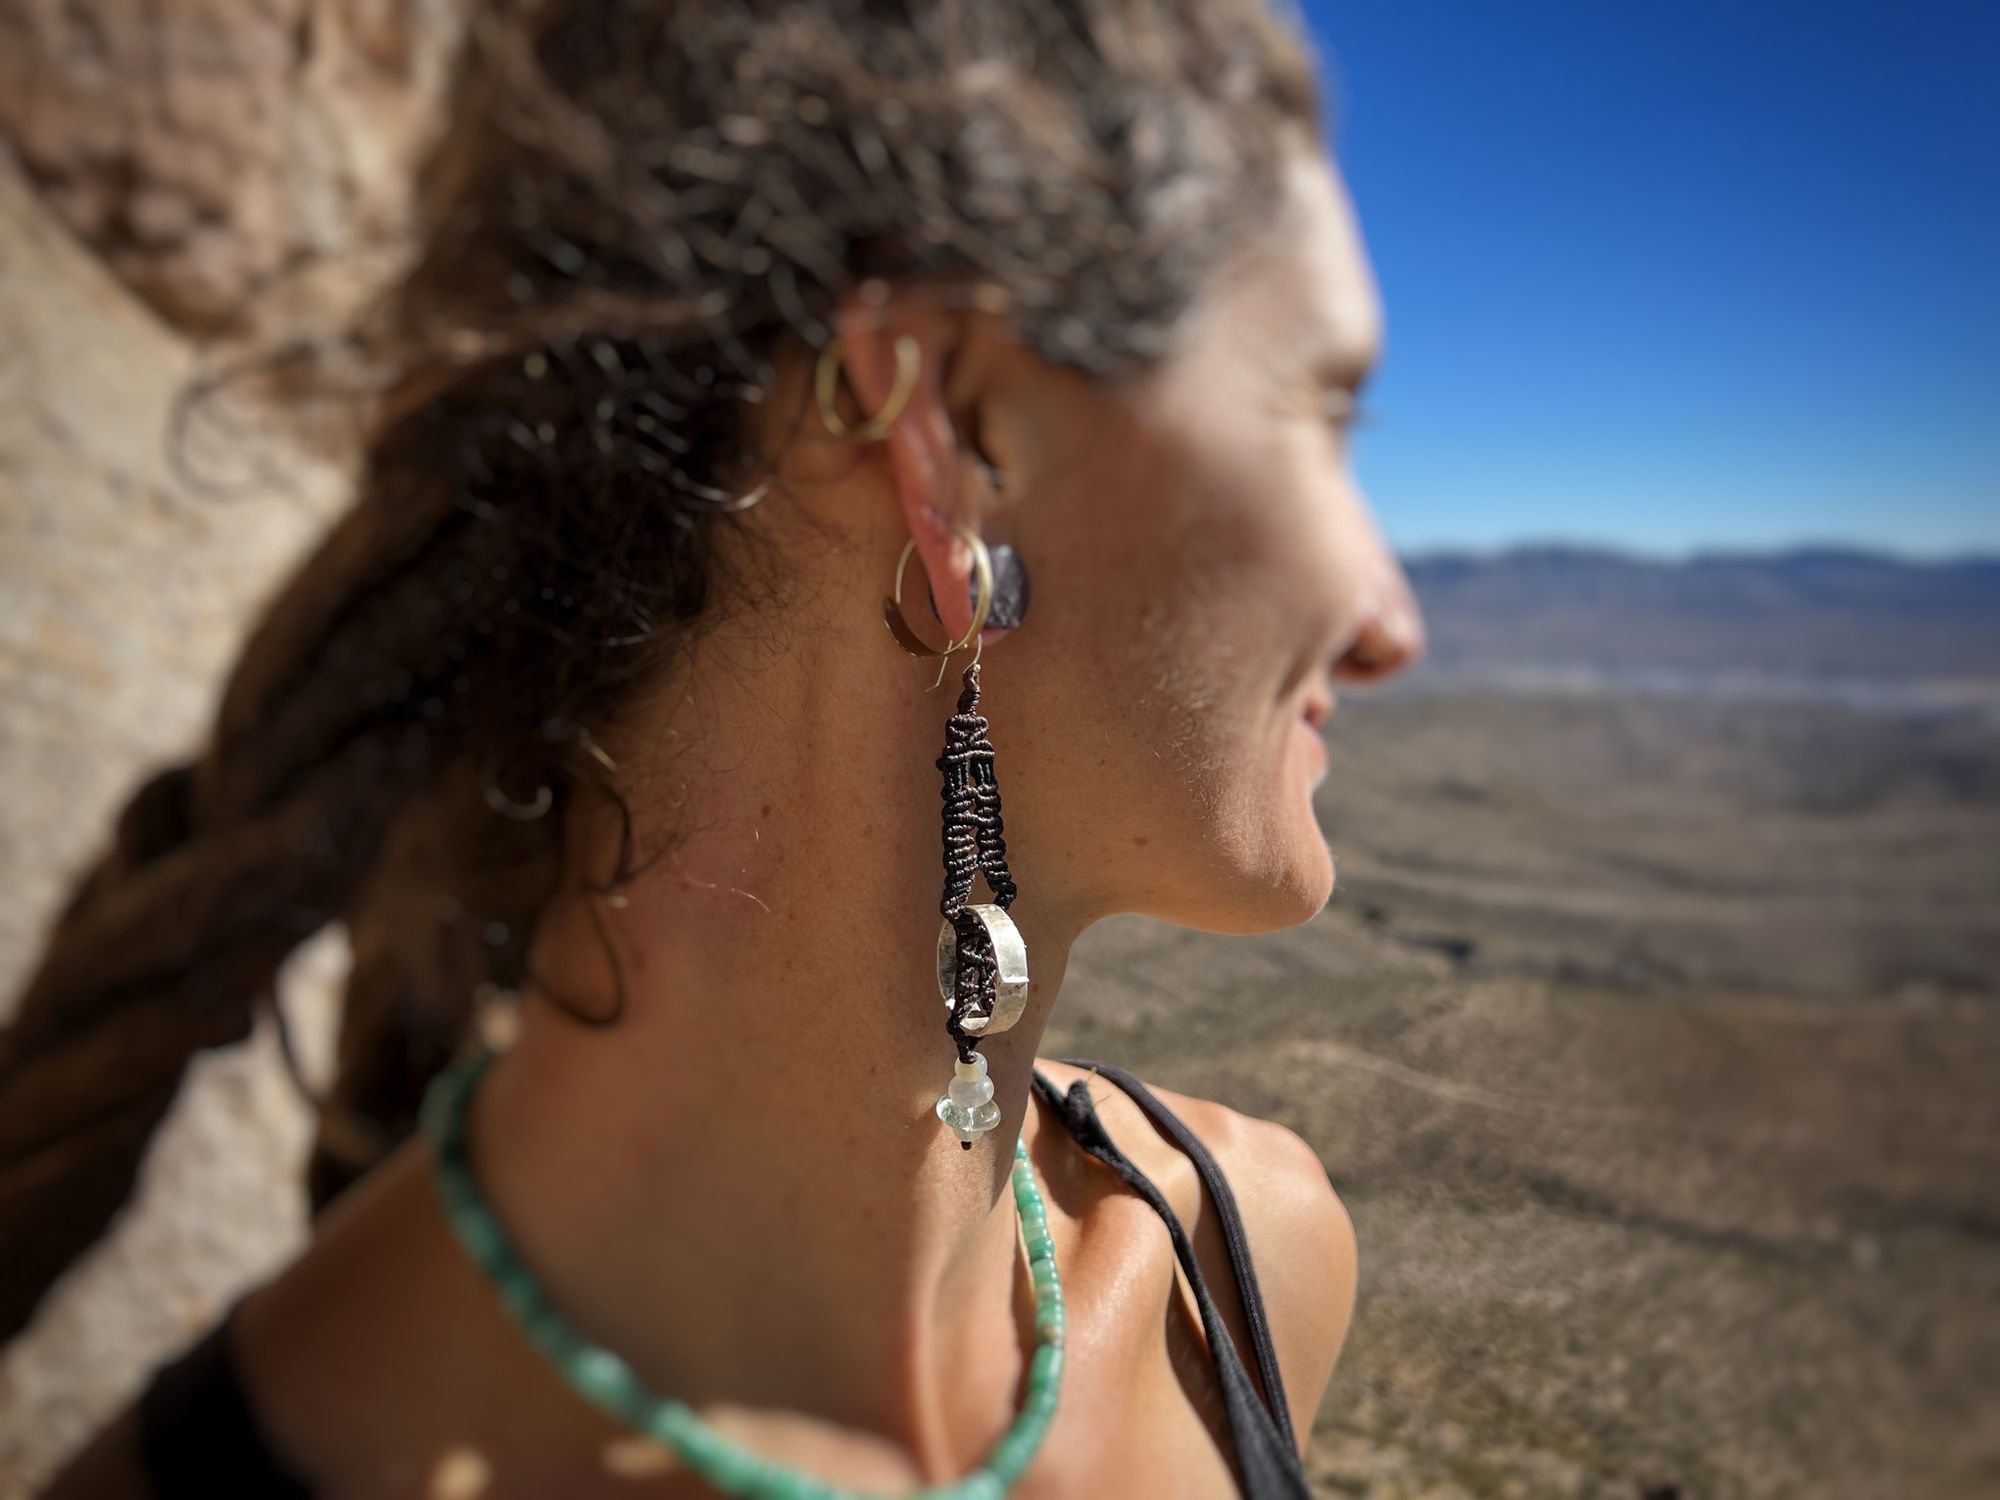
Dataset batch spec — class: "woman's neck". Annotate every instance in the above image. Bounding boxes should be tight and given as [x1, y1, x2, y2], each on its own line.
[464, 604, 1094, 1470]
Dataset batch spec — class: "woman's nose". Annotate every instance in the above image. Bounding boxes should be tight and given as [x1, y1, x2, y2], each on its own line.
[1334, 564, 1425, 683]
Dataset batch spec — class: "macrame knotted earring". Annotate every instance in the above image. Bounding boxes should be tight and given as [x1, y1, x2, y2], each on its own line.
[882, 522, 1033, 1149]
[933, 659, 1028, 1147]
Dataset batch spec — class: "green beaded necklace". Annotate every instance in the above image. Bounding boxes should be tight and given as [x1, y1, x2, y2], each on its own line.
[420, 1050, 1066, 1500]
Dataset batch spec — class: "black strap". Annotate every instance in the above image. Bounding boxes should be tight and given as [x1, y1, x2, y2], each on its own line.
[1032, 1060, 1313, 1500]
[1064, 1058, 1298, 1440]
[136, 1311, 313, 1499]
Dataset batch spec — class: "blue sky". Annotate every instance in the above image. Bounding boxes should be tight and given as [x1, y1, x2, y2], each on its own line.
[1297, 0, 1999, 558]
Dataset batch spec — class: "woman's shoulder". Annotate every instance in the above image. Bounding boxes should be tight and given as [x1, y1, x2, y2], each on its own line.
[1030, 1055, 1356, 1261]
[1029, 1056, 1358, 1443]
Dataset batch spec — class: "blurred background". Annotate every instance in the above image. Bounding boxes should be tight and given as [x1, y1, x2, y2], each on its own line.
[1, 2, 1995, 1496]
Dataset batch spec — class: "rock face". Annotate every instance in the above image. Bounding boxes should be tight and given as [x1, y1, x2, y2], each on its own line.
[0, 7, 459, 1489]
[0, 0, 461, 337]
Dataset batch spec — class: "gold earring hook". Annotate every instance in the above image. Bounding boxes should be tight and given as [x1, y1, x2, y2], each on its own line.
[815, 333, 920, 443]
[882, 522, 995, 688]
[943, 529, 995, 687]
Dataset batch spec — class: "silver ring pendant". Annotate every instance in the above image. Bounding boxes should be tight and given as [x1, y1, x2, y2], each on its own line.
[936, 903, 1029, 1035]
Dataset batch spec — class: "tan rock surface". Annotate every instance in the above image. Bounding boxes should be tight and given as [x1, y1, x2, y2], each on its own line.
[0, 8, 458, 1487]
[0, 141, 349, 1494]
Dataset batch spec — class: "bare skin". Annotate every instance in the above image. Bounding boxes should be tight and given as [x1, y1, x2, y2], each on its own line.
[46, 133, 1419, 1498]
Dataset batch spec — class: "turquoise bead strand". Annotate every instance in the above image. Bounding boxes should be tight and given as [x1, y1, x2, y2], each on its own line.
[420, 1051, 1066, 1500]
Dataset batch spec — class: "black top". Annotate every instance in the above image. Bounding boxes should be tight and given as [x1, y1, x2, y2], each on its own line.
[136, 1056, 1312, 1499]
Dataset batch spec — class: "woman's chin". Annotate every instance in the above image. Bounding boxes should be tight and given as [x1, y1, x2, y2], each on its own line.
[1133, 737, 1339, 933]
[1276, 725, 1338, 920]
[1220, 745, 1341, 928]
[1181, 827, 1337, 935]
[1267, 766, 1340, 923]
[1276, 829, 1337, 924]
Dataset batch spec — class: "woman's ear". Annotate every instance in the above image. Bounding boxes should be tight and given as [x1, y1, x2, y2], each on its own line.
[830, 292, 981, 648]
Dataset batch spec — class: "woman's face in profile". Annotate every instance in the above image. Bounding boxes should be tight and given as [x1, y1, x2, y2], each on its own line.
[981, 137, 1423, 936]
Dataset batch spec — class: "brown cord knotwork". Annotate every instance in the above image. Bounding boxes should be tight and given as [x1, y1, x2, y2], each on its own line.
[938, 661, 1017, 919]
[937, 659, 1019, 1062]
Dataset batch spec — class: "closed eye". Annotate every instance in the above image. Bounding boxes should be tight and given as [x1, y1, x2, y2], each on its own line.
[1320, 387, 1377, 434]
[1311, 340, 1378, 434]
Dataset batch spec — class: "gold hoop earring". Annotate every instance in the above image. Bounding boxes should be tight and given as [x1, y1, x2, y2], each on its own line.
[815, 334, 920, 443]
[883, 523, 995, 688]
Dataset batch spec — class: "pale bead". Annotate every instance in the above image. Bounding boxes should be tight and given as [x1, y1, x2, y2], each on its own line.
[949, 1075, 996, 1109]
[939, 1050, 1001, 1147]
[953, 1052, 990, 1082]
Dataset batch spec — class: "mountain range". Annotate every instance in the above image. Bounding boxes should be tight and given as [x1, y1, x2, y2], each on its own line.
[1395, 544, 2000, 701]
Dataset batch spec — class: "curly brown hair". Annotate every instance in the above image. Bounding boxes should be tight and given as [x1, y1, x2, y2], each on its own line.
[0, 0, 1322, 1339]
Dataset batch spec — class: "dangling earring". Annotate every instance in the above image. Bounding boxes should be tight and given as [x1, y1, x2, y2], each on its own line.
[883, 523, 1033, 1149]
[933, 664, 1030, 1145]
[822, 331, 1033, 1150]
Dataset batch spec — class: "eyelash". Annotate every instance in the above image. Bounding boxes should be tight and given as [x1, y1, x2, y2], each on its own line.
[1322, 392, 1377, 434]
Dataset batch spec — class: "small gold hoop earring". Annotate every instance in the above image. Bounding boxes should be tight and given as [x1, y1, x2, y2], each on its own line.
[883, 523, 995, 687]
[815, 334, 920, 443]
